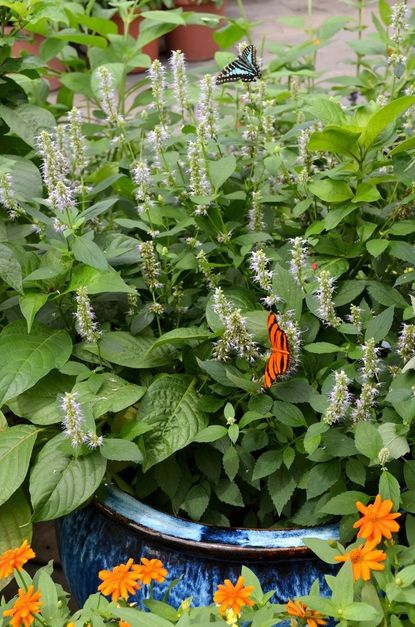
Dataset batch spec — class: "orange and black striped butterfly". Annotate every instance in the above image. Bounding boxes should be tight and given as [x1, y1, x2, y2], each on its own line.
[264, 312, 290, 388]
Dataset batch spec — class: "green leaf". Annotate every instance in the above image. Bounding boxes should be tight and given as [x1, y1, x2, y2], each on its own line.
[379, 470, 400, 509]
[101, 438, 142, 463]
[272, 401, 306, 427]
[252, 450, 282, 481]
[378, 422, 410, 460]
[96, 332, 175, 369]
[72, 235, 108, 271]
[19, 292, 48, 333]
[223, 445, 239, 481]
[353, 182, 381, 203]
[140, 375, 207, 470]
[113, 607, 173, 627]
[366, 239, 389, 258]
[183, 484, 209, 520]
[0, 104, 55, 148]
[389, 136, 415, 156]
[0, 425, 38, 506]
[367, 281, 407, 308]
[355, 422, 383, 459]
[324, 205, 357, 230]
[193, 425, 227, 442]
[0, 490, 32, 592]
[147, 327, 213, 352]
[271, 264, 303, 319]
[0, 322, 72, 406]
[333, 280, 366, 306]
[241, 566, 263, 601]
[389, 241, 415, 265]
[302, 537, 339, 564]
[37, 570, 59, 624]
[332, 561, 353, 607]
[8, 372, 73, 426]
[359, 96, 415, 148]
[307, 461, 340, 499]
[141, 8, 185, 24]
[378, 0, 391, 25]
[304, 342, 343, 354]
[341, 602, 378, 621]
[365, 306, 394, 343]
[55, 31, 108, 48]
[0, 243, 22, 292]
[216, 478, 244, 507]
[309, 179, 353, 203]
[0, 156, 43, 201]
[268, 467, 296, 515]
[208, 155, 236, 190]
[30, 439, 107, 521]
[320, 491, 369, 515]
[68, 265, 135, 294]
[308, 126, 360, 156]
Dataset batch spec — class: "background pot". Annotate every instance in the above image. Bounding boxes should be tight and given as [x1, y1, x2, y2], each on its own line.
[166, 0, 226, 62]
[112, 13, 159, 73]
[11, 32, 65, 91]
[56, 485, 339, 608]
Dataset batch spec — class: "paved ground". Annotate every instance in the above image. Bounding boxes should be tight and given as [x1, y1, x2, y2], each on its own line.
[15, 0, 378, 605]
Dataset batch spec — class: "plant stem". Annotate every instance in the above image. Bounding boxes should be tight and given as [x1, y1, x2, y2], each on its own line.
[356, 0, 365, 76]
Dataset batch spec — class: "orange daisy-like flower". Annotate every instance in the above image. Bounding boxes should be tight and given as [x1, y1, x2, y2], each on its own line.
[98, 558, 141, 602]
[3, 585, 42, 627]
[213, 576, 254, 616]
[119, 622, 131, 627]
[353, 494, 401, 544]
[0, 540, 36, 579]
[133, 558, 168, 585]
[286, 599, 327, 627]
[334, 540, 386, 581]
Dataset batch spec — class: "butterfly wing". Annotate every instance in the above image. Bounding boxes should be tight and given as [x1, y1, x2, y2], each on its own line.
[216, 45, 261, 84]
[241, 44, 262, 78]
[264, 312, 290, 388]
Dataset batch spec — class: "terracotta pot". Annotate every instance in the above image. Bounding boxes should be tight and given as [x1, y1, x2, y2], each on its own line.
[112, 13, 159, 74]
[10, 31, 65, 91]
[166, 0, 226, 62]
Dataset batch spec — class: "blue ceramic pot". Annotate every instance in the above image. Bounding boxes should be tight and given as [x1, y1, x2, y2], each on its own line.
[56, 485, 339, 609]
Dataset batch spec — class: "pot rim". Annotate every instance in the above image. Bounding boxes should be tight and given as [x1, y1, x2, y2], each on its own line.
[96, 485, 339, 559]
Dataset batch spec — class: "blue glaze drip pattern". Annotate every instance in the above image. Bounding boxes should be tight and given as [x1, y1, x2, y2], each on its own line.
[56, 486, 339, 619]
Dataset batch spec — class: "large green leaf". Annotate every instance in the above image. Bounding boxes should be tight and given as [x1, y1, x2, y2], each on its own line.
[0, 321, 72, 406]
[359, 96, 415, 148]
[67, 265, 135, 294]
[0, 425, 39, 506]
[19, 292, 49, 333]
[93, 332, 176, 368]
[30, 436, 107, 521]
[0, 104, 56, 148]
[0, 156, 43, 201]
[8, 372, 74, 425]
[309, 179, 353, 203]
[0, 490, 32, 592]
[365, 306, 394, 343]
[208, 155, 236, 189]
[0, 243, 22, 292]
[71, 235, 108, 271]
[140, 375, 207, 470]
[308, 126, 360, 156]
[271, 264, 303, 319]
[148, 327, 213, 352]
[268, 467, 296, 515]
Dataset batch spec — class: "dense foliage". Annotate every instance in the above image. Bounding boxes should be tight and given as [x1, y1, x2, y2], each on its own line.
[1, 0, 415, 563]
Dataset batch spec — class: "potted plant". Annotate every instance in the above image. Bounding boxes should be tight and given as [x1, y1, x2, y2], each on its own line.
[0, 0, 414, 614]
[166, 0, 226, 61]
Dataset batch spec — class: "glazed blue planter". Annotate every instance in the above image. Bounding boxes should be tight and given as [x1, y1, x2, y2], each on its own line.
[56, 485, 339, 610]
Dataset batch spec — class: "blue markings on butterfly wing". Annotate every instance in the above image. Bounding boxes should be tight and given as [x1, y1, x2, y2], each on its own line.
[216, 45, 262, 85]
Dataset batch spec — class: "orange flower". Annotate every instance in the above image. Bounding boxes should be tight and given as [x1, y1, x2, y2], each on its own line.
[334, 540, 386, 581]
[286, 599, 327, 627]
[98, 558, 141, 602]
[213, 576, 254, 616]
[353, 494, 401, 544]
[0, 541, 35, 579]
[133, 558, 168, 585]
[119, 622, 131, 627]
[3, 585, 42, 627]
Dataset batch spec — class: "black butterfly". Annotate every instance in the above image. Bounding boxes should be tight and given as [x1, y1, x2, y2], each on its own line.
[216, 44, 262, 85]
